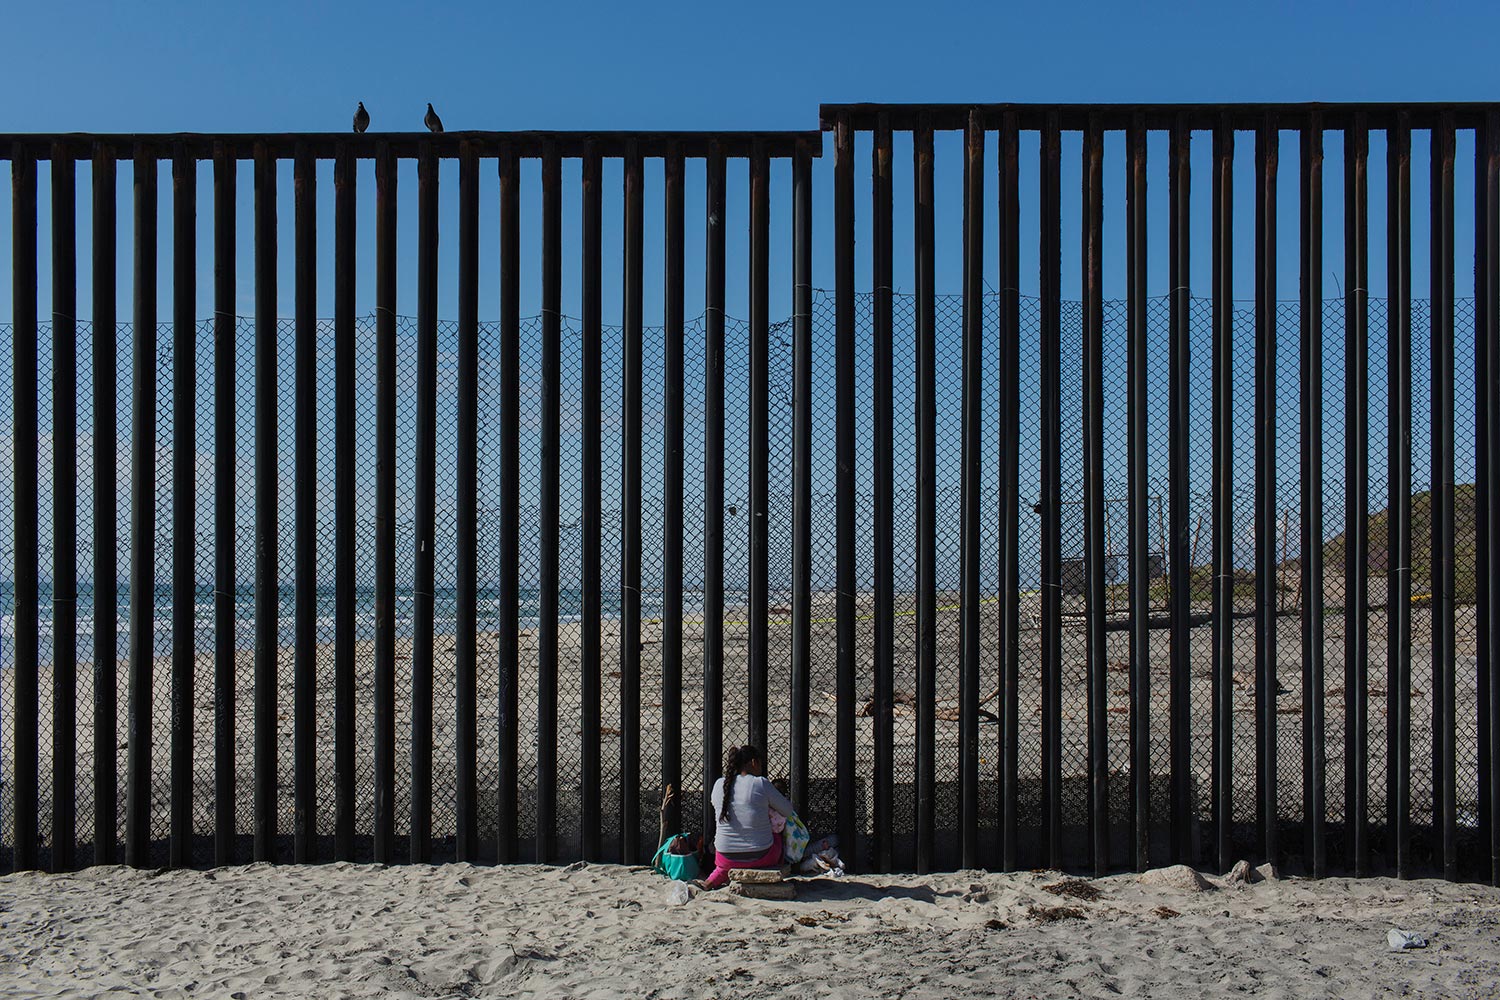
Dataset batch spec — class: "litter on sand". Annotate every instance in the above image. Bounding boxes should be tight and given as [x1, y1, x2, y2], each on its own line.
[1387, 929, 1429, 952]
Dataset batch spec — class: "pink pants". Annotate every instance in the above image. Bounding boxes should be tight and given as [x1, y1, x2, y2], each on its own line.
[703, 836, 783, 889]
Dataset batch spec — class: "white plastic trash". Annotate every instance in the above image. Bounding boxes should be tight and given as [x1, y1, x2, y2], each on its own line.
[667, 882, 693, 905]
[1387, 929, 1428, 952]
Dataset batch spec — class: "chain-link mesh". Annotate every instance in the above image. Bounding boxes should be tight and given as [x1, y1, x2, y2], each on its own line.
[0, 288, 1487, 874]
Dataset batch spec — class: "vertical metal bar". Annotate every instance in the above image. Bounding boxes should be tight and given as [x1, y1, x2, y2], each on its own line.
[1211, 117, 1234, 874]
[536, 141, 561, 864]
[870, 115, 894, 870]
[412, 143, 437, 864]
[455, 141, 479, 863]
[1082, 115, 1108, 877]
[621, 141, 644, 863]
[579, 142, 603, 860]
[914, 117, 938, 873]
[252, 142, 277, 864]
[661, 143, 685, 836]
[792, 137, 816, 821]
[790, 141, 813, 818]
[11, 144, 39, 871]
[94, 144, 119, 868]
[1386, 115, 1412, 878]
[834, 113, 859, 869]
[997, 111, 1021, 872]
[1344, 116, 1369, 876]
[1483, 111, 1500, 887]
[171, 145, 196, 869]
[792, 146, 816, 821]
[373, 142, 397, 864]
[211, 146, 236, 865]
[959, 108, 984, 870]
[52, 147, 78, 872]
[1168, 116, 1194, 865]
[703, 144, 726, 840]
[333, 144, 355, 863]
[1255, 116, 1279, 865]
[1475, 117, 1491, 877]
[1126, 114, 1150, 873]
[1299, 116, 1326, 878]
[127, 144, 157, 869]
[496, 146, 520, 863]
[293, 143, 317, 865]
[749, 141, 770, 757]
[1430, 115, 1456, 881]
[1039, 112, 1063, 871]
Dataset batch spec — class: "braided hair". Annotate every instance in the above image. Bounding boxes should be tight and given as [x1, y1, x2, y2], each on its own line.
[719, 745, 761, 822]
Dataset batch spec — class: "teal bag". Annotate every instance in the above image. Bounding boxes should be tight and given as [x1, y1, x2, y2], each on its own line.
[652, 834, 701, 882]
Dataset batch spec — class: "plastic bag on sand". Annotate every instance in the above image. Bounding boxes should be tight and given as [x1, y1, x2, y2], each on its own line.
[667, 882, 693, 905]
[795, 847, 845, 878]
[1387, 929, 1428, 952]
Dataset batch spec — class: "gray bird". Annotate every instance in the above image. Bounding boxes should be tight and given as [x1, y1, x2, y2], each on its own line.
[353, 102, 370, 134]
[424, 103, 444, 133]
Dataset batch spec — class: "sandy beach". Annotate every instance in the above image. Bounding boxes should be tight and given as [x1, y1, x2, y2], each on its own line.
[2, 861, 1498, 998]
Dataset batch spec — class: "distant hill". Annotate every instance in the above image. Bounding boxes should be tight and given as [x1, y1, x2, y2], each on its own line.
[1288, 483, 1479, 604]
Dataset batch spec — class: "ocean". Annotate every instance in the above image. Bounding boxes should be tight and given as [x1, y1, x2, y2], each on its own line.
[0, 584, 749, 667]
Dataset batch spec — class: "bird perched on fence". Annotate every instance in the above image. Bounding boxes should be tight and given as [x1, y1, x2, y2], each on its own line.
[353, 102, 370, 134]
[424, 103, 444, 133]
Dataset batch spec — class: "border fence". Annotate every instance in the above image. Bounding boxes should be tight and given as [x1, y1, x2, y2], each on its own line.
[1, 102, 1498, 884]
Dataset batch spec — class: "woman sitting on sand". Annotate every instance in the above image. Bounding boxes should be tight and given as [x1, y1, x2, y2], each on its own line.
[694, 745, 795, 890]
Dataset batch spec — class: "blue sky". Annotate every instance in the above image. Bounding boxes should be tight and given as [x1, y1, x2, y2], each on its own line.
[2, 2, 1495, 133]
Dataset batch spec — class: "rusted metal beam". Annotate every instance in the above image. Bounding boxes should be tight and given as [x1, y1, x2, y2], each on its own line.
[1082, 114, 1107, 878]
[1386, 114, 1412, 878]
[373, 142, 397, 864]
[959, 108, 984, 871]
[1211, 116, 1234, 875]
[293, 142, 317, 865]
[580, 142, 603, 861]
[621, 140, 644, 863]
[1039, 111, 1063, 872]
[12, 143, 40, 872]
[0, 131, 826, 161]
[1255, 115, 1279, 866]
[52, 147, 79, 872]
[126, 145, 157, 869]
[93, 143, 120, 868]
[834, 113, 859, 870]
[1126, 112, 1150, 874]
[1430, 114, 1456, 881]
[1344, 115, 1370, 877]
[1299, 115, 1326, 879]
[171, 145, 197, 869]
[818, 103, 1499, 133]
[411, 143, 437, 865]
[914, 115, 938, 874]
[251, 142, 277, 864]
[997, 110, 1021, 872]
[333, 143, 355, 862]
[1167, 115, 1193, 866]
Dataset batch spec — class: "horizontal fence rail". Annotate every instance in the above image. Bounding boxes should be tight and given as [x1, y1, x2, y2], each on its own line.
[1, 103, 1498, 885]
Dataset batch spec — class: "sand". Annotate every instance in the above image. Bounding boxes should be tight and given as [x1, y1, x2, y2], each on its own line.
[2, 862, 1498, 998]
